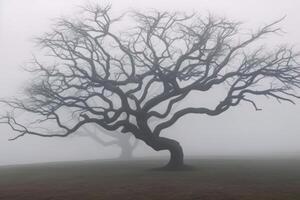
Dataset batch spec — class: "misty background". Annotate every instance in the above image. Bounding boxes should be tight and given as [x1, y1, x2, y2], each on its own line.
[0, 0, 300, 166]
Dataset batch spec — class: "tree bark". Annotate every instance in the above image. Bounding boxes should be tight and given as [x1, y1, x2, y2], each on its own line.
[149, 137, 184, 169]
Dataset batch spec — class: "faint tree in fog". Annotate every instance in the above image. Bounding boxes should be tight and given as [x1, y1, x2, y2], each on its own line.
[1, 5, 300, 169]
[77, 124, 138, 160]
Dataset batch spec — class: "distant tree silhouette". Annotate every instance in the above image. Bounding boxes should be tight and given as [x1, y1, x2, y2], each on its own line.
[1, 5, 300, 169]
[77, 124, 138, 160]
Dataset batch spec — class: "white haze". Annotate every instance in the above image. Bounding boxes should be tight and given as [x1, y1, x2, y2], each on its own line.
[0, 0, 300, 165]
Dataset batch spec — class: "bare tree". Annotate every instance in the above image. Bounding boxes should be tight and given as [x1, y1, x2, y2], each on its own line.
[1, 5, 300, 169]
[77, 124, 138, 160]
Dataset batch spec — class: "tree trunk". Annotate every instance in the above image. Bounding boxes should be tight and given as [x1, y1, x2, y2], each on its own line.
[149, 137, 184, 169]
[118, 142, 134, 160]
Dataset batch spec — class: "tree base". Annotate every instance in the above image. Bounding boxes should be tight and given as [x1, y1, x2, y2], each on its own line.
[151, 164, 196, 171]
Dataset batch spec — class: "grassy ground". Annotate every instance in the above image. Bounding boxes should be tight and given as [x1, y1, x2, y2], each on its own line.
[1, 157, 300, 200]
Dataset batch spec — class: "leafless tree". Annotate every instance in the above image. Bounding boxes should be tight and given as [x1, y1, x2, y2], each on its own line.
[76, 124, 138, 160]
[1, 5, 300, 169]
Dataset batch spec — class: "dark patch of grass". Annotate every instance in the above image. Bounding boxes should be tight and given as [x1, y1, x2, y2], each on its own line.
[1, 157, 300, 199]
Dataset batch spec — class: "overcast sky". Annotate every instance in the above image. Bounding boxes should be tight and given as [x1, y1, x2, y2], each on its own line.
[0, 0, 300, 166]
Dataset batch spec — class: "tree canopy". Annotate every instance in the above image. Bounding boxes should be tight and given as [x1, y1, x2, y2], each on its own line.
[1, 5, 300, 169]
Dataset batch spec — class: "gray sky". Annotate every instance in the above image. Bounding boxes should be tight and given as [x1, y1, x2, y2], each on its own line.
[1, 0, 300, 165]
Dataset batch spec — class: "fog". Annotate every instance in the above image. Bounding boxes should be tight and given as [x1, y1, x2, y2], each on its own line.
[1, 0, 300, 166]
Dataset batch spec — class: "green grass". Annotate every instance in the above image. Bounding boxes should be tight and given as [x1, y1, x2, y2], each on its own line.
[1, 157, 300, 200]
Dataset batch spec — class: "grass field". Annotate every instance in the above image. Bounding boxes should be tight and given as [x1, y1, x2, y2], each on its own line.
[1, 157, 300, 200]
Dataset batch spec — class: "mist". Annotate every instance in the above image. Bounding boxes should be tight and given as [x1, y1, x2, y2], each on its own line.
[1, 0, 300, 167]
